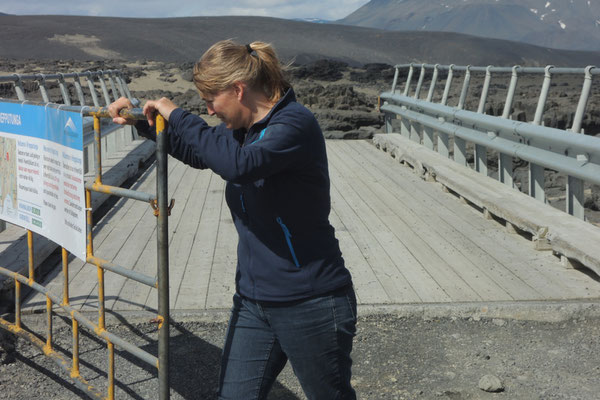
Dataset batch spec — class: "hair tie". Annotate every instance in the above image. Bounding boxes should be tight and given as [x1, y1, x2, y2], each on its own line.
[246, 44, 253, 54]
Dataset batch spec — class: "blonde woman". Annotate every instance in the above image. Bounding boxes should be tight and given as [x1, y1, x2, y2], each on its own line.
[109, 40, 356, 400]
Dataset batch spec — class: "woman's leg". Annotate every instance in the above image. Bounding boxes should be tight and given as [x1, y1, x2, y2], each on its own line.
[264, 286, 358, 400]
[218, 294, 288, 400]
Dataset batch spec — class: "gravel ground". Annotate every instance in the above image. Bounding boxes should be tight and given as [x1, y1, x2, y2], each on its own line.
[1, 313, 600, 400]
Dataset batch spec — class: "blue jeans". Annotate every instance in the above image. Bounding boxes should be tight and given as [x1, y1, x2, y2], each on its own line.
[218, 285, 357, 400]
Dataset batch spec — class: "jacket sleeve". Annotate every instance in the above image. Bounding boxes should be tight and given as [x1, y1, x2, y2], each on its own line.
[168, 108, 312, 183]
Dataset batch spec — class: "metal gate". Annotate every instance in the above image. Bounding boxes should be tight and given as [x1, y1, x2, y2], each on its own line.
[0, 104, 171, 400]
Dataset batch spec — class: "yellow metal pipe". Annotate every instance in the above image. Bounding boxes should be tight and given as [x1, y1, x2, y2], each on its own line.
[72, 317, 80, 378]
[46, 296, 53, 352]
[107, 341, 115, 400]
[93, 115, 102, 184]
[97, 264, 105, 331]
[27, 230, 34, 283]
[156, 114, 165, 135]
[62, 247, 69, 306]
[86, 189, 94, 257]
[0, 317, 104, 399]
[15, 279, 21, 329]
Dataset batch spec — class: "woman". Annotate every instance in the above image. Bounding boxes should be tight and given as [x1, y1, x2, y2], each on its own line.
[109, 40, 356, 400]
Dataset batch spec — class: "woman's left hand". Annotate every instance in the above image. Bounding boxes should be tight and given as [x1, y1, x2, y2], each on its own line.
[142, 97, 178, 127]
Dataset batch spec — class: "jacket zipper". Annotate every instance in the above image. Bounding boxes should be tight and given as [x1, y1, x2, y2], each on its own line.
[276, 217, 300, 267]
[240, 194, 246, 213]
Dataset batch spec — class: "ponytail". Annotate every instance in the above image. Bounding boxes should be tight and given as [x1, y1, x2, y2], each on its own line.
[193, 40, 290, 103]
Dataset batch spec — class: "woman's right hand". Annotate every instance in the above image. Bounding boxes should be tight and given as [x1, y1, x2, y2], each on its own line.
[108, 97, 135, 125]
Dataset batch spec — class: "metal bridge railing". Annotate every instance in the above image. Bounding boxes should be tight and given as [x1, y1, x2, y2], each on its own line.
[381, 63, 598, 220]
[0, 70, 140, 233]
[0, 105, 171, 400]
[0, 70, 133, 107]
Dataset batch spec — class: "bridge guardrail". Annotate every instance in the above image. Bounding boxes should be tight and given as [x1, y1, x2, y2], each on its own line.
[0, 69, 140, 233]
[381, 63, 598, 220]
[0, 105, 172, 400]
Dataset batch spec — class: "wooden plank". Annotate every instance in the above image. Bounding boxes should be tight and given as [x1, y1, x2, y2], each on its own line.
[204, 193, 238, 309]
[107, 158, 194, 311]
[326, 152, 421, 303]
[332, 142, 520, 300]
[349, 140, 594, 299]
[329, 207, 390, 304]
[172, 174, 224, 310]
[164, 166, 213, 309]
[328, 143, 475, 302]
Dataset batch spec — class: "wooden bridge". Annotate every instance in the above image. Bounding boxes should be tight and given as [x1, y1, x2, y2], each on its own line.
[22, 137, 600, 315]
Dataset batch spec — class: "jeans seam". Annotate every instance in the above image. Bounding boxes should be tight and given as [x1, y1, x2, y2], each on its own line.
[255, 335, 276, 400]
[330, 295, 343, 399]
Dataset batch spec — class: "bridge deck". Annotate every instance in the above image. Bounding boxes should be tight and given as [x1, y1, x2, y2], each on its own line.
[24, 140, 600, 313]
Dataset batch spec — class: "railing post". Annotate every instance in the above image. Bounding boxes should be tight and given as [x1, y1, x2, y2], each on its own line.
[156, 115, 170, 400]
[410, 121, 422, 143]
[414, 64, 426, 99]
[437, 116, 449, 158]
[498, 65, 519, 187]
[86, 72, 101, 107]
[106, 71, 120, 102]
[423, 125, 434, 150]
[567, 65, 594, 220]
[73, 76, 86, 106]
[37, 74, 50, 103]
[474, 65, 493, 176]
[426, 64, 439, 102]
[440, 64, 454, 106]
[454, 65, 471, 166]
[400, 106, 410, 138]
[437, 65, 454, 158]
[390, 67, 400, 93]
[98, 71, 112, 106]
[403, 63, 414, 96]
[529, 65, 554, 203]
[119, 72, 134, 99]
[13, 74, 26, 101]
[58, 73, 72, 105]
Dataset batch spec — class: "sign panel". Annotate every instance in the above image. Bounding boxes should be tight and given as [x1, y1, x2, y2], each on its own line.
[0, 102, 86, 260]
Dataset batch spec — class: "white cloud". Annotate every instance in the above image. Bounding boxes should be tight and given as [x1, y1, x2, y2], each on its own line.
[0, 0, 370, 20]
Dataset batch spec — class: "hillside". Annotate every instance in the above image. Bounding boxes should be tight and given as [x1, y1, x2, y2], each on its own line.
[1, 14, 600, 66]
[338, 0, 600, 52]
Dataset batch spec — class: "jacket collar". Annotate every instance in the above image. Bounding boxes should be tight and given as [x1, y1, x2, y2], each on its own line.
[253, 87, 296, 127]
[232, 87, 295, 142]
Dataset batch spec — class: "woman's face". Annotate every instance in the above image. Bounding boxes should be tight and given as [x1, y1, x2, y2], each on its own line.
[203, 86, 245, 130]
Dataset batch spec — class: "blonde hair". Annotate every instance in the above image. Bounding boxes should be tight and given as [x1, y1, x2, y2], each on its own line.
[193, 40, 290, 103]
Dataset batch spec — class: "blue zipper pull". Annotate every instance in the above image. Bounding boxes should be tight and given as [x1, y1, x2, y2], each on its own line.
[276, 217, 300, 267]
[240, 194, 246, 213]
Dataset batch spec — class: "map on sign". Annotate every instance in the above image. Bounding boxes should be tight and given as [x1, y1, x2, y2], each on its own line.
[0, 102, 86, 260]
[0, 137, 17, 219]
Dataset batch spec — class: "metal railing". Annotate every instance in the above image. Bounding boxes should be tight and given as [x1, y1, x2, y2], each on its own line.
[0, 104, 171, 400]
[381, 63, 599, 220]
[0, 70, 140, 234]
[0, 70, 133, 106]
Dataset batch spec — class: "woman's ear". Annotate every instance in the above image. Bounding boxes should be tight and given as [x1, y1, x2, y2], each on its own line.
[232, 81, 245, 101]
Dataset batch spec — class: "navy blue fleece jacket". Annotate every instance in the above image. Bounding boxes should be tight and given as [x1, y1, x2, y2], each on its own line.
[137, 88, 352, 302]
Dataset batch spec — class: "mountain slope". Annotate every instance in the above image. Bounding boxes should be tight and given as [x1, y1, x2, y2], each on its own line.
[1, 14, 600, 66]
[338, 0, 600, 51]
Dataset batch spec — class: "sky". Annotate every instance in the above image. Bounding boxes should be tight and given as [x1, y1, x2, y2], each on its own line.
[0, 0, 369, 20]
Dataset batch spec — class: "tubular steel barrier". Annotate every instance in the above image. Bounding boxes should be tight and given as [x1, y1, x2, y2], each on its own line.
[0, 70, 139, 233]
[0, 106, 171, 400]
[0, 70, 134, 107]
[381, 63, 598, 220]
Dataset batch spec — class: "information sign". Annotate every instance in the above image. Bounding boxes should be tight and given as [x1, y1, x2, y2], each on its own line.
[0, 102, 86, 260]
